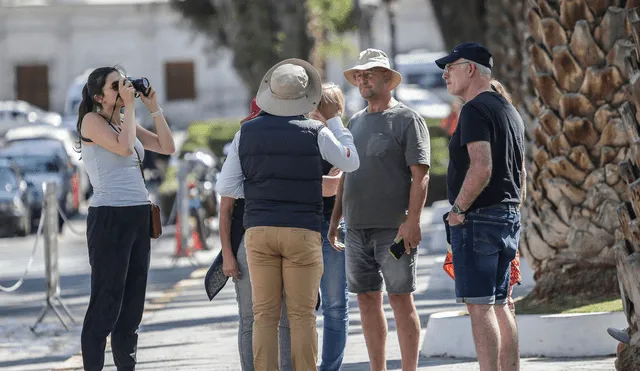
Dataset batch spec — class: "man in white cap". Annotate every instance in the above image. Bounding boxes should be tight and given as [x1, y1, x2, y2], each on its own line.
[327, 49, 430, 370]
[216, 59, 360, 371]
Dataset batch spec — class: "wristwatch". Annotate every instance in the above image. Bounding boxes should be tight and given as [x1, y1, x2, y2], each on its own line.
[451, 204, 466, 215]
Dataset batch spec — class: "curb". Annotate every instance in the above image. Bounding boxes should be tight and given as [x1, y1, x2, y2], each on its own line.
[421, 309, 626, 358]
[51, 267, 208, 371]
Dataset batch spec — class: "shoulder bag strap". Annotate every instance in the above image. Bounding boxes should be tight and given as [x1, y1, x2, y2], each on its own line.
[133, 147, 147, 187]
[107, 121, 147, 187]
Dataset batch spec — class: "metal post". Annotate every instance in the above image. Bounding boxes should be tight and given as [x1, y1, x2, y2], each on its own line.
[357, 0, 379, 50]
[32, 181, 75, 332]
[43, 181, 60, 300]
[173, 161, 197, 265]
[386, 0, 398, 99]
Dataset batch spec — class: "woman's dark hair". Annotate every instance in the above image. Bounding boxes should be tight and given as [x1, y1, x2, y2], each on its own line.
[75, 66, 118, 150]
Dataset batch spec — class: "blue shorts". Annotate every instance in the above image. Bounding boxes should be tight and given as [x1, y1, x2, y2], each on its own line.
[446, 204, 520, 305]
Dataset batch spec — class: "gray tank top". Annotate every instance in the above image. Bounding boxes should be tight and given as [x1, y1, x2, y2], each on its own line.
[82, 136, 150, 207]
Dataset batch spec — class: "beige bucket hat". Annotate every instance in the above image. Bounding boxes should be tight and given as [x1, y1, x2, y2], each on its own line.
[256, 58, 322, 117]
[343, 49, 402, 90]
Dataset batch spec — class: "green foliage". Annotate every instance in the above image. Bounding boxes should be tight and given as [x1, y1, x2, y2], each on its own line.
[308, 0, 359, 64]
[515, 295, 623, 315]
[158, 164, 178, 196]
[180, 119, 241, 159]
[563, 298, 623, 314]
[159, 118, 240, 205]
[309, 0, 356, 33]
[170, 0, 359, 94]
[430, 137, 449, 176]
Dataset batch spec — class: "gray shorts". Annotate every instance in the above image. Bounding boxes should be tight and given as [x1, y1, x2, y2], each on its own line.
[345, 228, 417, 294]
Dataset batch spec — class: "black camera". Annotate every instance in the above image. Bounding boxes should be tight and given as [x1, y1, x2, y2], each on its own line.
[126, 77, 151, 98]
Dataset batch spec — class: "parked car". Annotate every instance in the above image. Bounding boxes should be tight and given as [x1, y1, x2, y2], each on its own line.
[4, 125, 86, 212]
[0, 158, 35, 236]
[395, 84, 452, 119]
[0, 101, 36, 137]
[344, 84, 451, 120]
[0, 139, 75, 230]
[394, 49, 452, 104]
[0, 100, 62, 137]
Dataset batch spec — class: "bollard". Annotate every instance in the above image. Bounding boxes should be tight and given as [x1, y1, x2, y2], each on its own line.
[173, 161, 197, 265]
[31, 181, 75, 332]
[43, 181, 60, 301]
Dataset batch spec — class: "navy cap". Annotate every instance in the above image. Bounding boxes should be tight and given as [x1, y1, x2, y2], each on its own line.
[435, 42, 493, 70]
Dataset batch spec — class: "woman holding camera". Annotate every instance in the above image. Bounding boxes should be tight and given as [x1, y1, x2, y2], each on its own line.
[76, 66, 175, 371]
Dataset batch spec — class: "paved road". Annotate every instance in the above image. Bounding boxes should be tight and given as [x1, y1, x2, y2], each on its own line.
[1, 207, 618, 370]
[89, 270, 616, 371]
[61, 208, 617, 370]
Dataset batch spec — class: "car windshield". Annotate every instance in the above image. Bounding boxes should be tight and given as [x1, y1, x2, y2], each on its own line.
[0, 167, 18, 192]
[6, 156, 59, 173]
[397, 87, 439, 106]
[404, 71, 447, 89]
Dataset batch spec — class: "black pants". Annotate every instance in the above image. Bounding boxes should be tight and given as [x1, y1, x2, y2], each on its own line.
[81, 205, 151, 371]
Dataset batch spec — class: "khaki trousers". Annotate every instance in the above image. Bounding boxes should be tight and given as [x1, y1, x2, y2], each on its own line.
[245, 226, 324, 371]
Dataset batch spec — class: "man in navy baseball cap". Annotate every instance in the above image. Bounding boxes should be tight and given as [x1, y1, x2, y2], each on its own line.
[439, 39, 523, 371]
[435, 42, 493, 70]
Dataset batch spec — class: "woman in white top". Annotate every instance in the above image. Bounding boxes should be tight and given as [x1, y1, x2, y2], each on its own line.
[76, 66, 175, 371]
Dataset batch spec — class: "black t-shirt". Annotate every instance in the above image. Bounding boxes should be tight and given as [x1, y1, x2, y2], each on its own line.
[322, 160, 335, 216]
[447, 91, 525, 210]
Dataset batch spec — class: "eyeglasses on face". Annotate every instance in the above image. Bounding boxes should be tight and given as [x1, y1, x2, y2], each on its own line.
[444, 61, 470, 73]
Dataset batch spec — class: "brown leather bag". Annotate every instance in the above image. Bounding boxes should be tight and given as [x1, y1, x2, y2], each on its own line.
[134, 148, 162, 239]
[149, 202, 162, 239]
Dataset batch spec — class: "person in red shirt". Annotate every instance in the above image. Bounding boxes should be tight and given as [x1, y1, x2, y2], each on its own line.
[440, 97, 463, 138]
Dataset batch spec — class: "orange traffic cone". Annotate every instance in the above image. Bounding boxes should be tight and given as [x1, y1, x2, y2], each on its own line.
[71, 173, 80, 210]
[192, 228, 203, 251]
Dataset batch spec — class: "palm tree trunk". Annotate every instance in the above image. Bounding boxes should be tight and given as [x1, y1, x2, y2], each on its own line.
[614, 5, 640, 368]
[430, 0, 487, 49]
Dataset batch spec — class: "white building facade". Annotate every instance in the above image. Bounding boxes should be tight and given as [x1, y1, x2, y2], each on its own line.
[0, 0, 444, 128]
[0, 0, 248, 129]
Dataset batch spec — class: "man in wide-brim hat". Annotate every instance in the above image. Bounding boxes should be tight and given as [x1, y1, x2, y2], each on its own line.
[216, 58, 360, 371]
[343, 48, 402, 92]
[205, 96, 294, 371]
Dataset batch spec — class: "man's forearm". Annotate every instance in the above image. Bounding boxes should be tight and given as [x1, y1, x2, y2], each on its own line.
[330, 174, 345, 225]
[218, 197, 234, 255]
[407, 175, 429, 222]
[455, 166, 491, 211]
[322, 175, 341, 197]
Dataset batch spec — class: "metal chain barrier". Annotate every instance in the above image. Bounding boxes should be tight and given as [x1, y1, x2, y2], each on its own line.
[56, 201, 86, 237]
[0, 212, 46, 293]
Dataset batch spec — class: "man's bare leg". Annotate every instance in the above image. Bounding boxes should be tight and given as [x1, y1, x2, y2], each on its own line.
[495, 303, 519, 371]
[358, 292, 387, 371]
[467, 303, 500, 371]
[389, 293, 420, 371]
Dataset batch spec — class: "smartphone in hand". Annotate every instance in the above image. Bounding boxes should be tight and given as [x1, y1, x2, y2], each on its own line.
[389, 237, 405, 260]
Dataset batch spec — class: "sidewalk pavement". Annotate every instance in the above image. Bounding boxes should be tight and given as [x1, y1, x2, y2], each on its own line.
[0, 216, 217, 371]
[54, 208, 617, 370]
